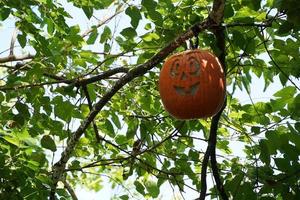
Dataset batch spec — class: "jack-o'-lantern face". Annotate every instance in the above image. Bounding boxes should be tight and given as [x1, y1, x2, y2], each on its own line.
[159, 49, 226, 120]
[169, 56, 201, 96]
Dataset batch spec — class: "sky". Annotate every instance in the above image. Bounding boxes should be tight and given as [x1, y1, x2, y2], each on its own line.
[0, 1, 298, 199]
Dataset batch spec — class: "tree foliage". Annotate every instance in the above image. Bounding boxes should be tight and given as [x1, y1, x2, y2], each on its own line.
[0, 0, 300, 199]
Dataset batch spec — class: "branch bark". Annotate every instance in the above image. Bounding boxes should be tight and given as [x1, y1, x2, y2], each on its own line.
[209, 103, 228, 200]
[49, 17, 215, 199]
[198, 0, 228, 199]
[0, 65, 128, 91]
[62, 179, 78, 200]
[0, 54, 34, 63]
[81, 85, 101, 142]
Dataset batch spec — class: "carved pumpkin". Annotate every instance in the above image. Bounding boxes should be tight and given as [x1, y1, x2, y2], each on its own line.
[159, 49, 226, 119]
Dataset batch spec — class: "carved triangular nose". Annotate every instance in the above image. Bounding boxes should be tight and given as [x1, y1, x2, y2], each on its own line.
[180, 72, 187, 80]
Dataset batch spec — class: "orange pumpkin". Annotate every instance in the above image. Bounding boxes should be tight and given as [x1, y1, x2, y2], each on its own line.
[159, 49, 226, 119]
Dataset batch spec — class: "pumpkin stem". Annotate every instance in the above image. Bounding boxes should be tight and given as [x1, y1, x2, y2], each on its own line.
[189, 36, 199, 49]
[194, 35, 199, 49]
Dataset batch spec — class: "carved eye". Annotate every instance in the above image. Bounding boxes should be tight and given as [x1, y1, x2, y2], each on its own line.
[188, 56, 200, 76]
[170, 59, 180, 77]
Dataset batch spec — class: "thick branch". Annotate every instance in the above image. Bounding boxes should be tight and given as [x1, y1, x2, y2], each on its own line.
[209, 0, 225, 24]
[0, 66, 128, 91]
[10, 28, 18, 56]
[209, 2, 228, 198]
[210, 103, 228, 200]
[0, 54, 34, 63]
[198, 0, 227, 199]
[198, 138, 212, 200]
[50, 18, 214, 199]
[76, 67, 129, 86]
[62, 179, 78, 200]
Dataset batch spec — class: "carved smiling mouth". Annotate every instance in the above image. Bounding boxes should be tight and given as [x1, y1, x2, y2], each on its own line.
[174, 81, 200, 96]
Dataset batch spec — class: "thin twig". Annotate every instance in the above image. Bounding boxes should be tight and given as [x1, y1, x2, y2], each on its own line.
[0, 80, 65, 91]
[62, 179, 78, 200]
[81, 9, 123, 38]
[81, 85, 101, 142]
[223, 21, 272, 28]
[262, 38, 300, 91]
[10, 28, 18, 56]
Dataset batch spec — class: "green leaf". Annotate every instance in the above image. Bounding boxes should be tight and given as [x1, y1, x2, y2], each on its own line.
[87, 28, 98, 44]
[115, 135, 127, 145]
[41, 135, 57, 152]
[141, 0, 157, 10]
[274, 86, 296, 98]
[244, 38, 256, 54]
[119, 195, 129, 200]
[125, 6, 142, 28]
[147, 10, 163, 26]
[232, 30, 245, 49]
[0, 92, 4, 102]
[17, 34, 27, 48]
[100, 26, 111, 43]
[145, 180, 159, 198]
[120, 27, 137, 39]
[279, 72, 288, 86]
[134, 180, 145, 195]
[259, 139, 270, 165]
[52, 96, 81, 121]
[274, 158, 291, 172]
[251, 126, 260, 135]
[126, 120, 138, 139]
[111, 113, 121, 129]
[224, 3, 234, 18]
[80, 104, 90, 117]
[46, 18, 54, 35]
[265, 131, 280, 154]
[101, 119, 115, 137]
[142, 32, 160, 42]
[16, 101, 30, 119]
[3, 135, 21, 147]
[287, 122, 300, 150]
[225, 173, 244, 194]
[0, 7, 10, 20]
[277, 21, 294, 35]
[83, 6, 93, 19]
[188, 149, 200, 162]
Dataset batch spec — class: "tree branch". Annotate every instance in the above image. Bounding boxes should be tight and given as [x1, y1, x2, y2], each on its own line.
[10, 28, 18, 56]
[81, 85, 101, 142]
[223, 17, 274, 28]
[50, 10, 217, 200]
[81, 9, 123, 38]
[75, 67, 129, 86]
[262, 38, 300, 91]
[209, 2, 228, 199]
[198, 137, 212, 200]
[0, 80, 65, 91]
[0, 66, 128, 91]
[0, 54, 34, 63]
[62, 179, 78, 200]
[198, 0, 227, 199]
[210, 103, 228, 200]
